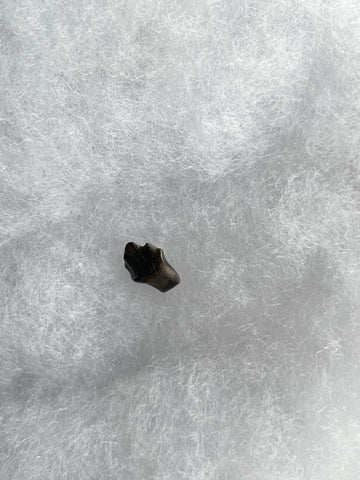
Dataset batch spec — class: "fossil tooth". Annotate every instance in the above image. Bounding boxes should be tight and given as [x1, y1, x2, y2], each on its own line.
[124, 242, 180, 292]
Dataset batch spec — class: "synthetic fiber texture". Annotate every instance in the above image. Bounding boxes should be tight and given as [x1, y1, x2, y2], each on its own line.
[1, 0, 360, 478]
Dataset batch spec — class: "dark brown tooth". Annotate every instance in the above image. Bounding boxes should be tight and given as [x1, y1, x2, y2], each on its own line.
[124, 242, 180, 292]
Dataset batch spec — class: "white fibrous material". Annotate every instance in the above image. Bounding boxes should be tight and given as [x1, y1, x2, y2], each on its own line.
[1, 0, 360, 478]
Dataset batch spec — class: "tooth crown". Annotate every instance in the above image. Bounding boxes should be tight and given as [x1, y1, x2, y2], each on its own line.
[124, 242, 180, 292]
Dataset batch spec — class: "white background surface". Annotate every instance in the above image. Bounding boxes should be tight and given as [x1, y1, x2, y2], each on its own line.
[1, 0, 360, 478]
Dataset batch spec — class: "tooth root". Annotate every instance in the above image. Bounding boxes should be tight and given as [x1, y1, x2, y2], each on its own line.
[124, 242, 180, 292]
